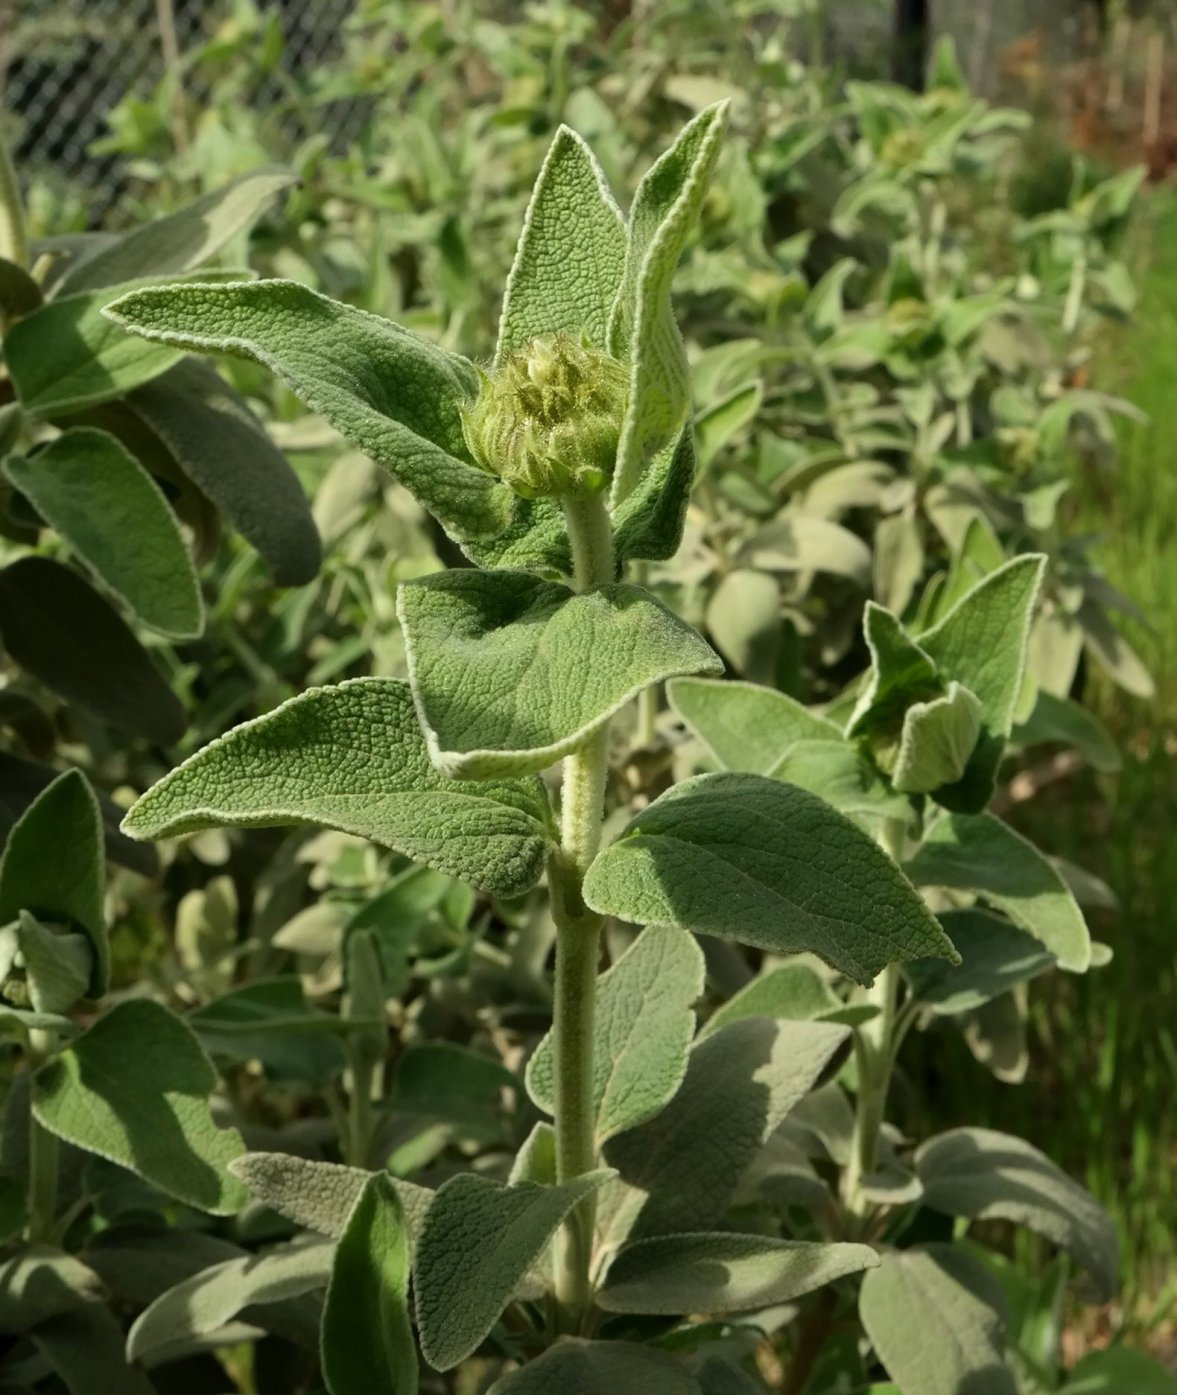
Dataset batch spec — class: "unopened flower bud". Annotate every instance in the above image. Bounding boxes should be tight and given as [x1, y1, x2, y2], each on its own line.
[461, 333, 629, 500]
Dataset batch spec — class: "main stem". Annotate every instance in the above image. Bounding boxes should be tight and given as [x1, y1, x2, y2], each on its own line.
[550, 493, 615, 1328]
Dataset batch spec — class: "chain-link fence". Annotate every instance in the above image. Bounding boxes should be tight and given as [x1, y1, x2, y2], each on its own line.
[0, 0, 360, 221]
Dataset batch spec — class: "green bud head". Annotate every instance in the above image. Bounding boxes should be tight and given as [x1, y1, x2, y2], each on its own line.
[461, 333, 629, 500]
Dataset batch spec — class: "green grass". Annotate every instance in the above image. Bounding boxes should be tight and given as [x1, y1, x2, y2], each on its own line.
[917, 189, 1177, 1335]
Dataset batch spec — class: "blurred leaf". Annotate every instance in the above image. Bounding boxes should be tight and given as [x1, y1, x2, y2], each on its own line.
[487, 1341, 700, 1394]
[0, 556, 185, 744]
[5, 427, 203, 637]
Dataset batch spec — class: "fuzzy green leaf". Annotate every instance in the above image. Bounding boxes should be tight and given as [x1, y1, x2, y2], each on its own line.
[121, 678, 552, 897]
[127, 358, 321, 587]
[414, 1170, 613, 1370]
[104, 279, 515, 541]
[400, 572, 720, 778]
[917, 554, 1046, 810]
[847, 603, 941, 739]
[31, 999, 248, 1214]
[496, 127, 625, 360]
[229, 1152, 432, 1242]
[766, 739, 912, 829]
[59, 167, 296, 293]
[527, 924, 705, 1145]
[891, 681, 983, 794]
[905, 909, 1056, 1014]
[6, 272, 241, 417]
[906, 811, 1091, 972]
[1012, 690, 1121, 774]
[916, 1128, 1119, 1301]
[610, 103, 728, 504]
[15, 913, 91, 1015]
[859, 1245, 1016, 1395]
[699, 964, 870, 1040]
[0, 556, 185, 744]
[488, 1341, 701, 1395]
[0, 1245, 106, 1332]
[4, 428, 203, 638]
[127, 1238, 332, 1363]
[0, 769, 108, 996]
[322, 1173, 418, 1395]
[669, 677, 841, 774]
[602, 1017, 849, 1242]
[599, 1232, 878, 1314]
[584, 772, 956, 985]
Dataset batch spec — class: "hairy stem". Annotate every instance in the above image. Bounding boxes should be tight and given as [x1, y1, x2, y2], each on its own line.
[550, 492, 614, 1328]
[26, 1029, 58, 1242]
[0, 136, 27, 269]
[842, 817, 907, 1227]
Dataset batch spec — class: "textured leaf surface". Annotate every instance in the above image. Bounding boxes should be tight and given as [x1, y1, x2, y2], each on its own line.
[5, 428, 203, 637]
[487, 1341, 701, 1394]
[401, 572, 720, 778]
[584, 772, 955, 984]
[906, 909, 1056, 1014]
[610, 103, 728, 504]
[122, 679, 552, 896]
[127, 1238, 332, 1362]
[105, 279, 515, 540]
[917, 555, 1045, 809]
[848, 603, 940, 738]
[527, 924, 704, 1145]
[15, 913, 91, 1014]
[59, 167, 296, 293]
[32, 999, 247, 1214]
[906, 812, 1090, 972]
[0, 556, 185, 743]
[496, 126, 625, 359]
[0, 769, 107, 996]
[230, 1152, 432, 1241]
[892, 682, 982, 793]
[128, 358, 320, 586]
[669, 677, 840, 774]
[322, 1173, 417, 1395]
[916, 1128, 1119, 1301]
[6, 272, 239, 416]
[602, 1017, 849, 1241]
[699, 964, 865, 1040]
[598, 1232, 878, 1314]
[859, 1245, 1016, 1395]
[414, 1170, 612, 1370]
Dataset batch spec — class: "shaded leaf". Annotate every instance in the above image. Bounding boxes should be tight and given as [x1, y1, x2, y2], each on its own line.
[699, 963, 869, 1040]
[906, 909, 1056, 1014]
[916, 1128, 1119, 1301]
[584, 772, 955, 984]
[30, 1304, 156, 1395]
[5, 427, 203, 637]
[1012, 690, 1120, 774]
[892, 682, 982, 794]
[0, 556, 185, 744]
[32, 999, 247, 1214]
[0, 1245, 105, 1332]
[488, 1340, 700, 1394]
[669, 677, 840, 775]
[859, 1245, 1016, 1395]
[598, 1232, 878, 1314]
[322, 1173, 417, 1395]
[0, 768, 108, 995]
[906, 812, 1090, 972]
[127, 358, 320, 586]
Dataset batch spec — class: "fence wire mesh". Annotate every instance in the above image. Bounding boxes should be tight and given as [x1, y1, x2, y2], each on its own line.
[0, 0, 360, 222]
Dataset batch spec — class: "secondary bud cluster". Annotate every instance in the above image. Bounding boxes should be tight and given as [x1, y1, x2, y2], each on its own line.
[461, 333, 629, 501]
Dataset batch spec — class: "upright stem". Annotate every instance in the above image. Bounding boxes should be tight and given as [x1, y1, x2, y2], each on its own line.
[842, 817, 906, 1227]
[0, 136, 27, 269]
[550, 492, 615, 1328]
[26, 1029, 58, 1242]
